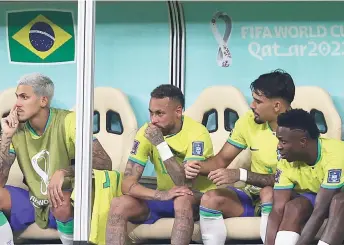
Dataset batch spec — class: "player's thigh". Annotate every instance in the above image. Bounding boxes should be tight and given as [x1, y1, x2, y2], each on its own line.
[201, 187, 245, 218]
[110, 195, 149, 222]
[2, 185, 36, 232]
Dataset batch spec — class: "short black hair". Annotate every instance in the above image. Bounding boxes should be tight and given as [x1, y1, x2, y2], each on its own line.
[151, 84, 185, 108]
[277, 109, 320, 139]
[250, 69, 295, 104]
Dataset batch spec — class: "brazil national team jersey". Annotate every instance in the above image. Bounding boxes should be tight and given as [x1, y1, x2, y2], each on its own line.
[129, 115, 216, 193]
[274, 138, 344, 193]
[227, 110, 279, 195]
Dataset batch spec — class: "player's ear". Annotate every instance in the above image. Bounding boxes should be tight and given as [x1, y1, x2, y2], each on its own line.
[273, 100, 282, 113]
[40, 96, 49, 108]
[300, 136, 307, 148]
[175, 104, 183, 118]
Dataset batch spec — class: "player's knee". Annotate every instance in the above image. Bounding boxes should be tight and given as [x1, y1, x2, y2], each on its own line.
[200, 189, 226, 210]
[174, 195, 193, 212]
[283, 200, 306, 220]
[0, 187, 11, 211]
[109, 196, 134, 218]
[330, 192, 344, 211]
[260, 186, 273, 203]
[51, 193, 73, 221]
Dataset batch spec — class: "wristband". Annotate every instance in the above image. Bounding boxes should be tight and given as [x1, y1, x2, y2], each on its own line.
[156, 141, 173, 161]
[239, 168, 248, 182]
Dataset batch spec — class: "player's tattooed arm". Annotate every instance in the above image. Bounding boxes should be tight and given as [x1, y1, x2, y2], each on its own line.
[0, 134, 15, 187]
[92, 139, 112, 171]
[246, 171, 275, 187]
[163, 157, 188, 186]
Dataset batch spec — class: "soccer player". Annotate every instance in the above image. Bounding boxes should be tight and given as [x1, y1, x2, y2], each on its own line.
[266, 109, 344, 245]
[106, 84, 215, 245]
[184, 69, 296, 244]
[0, 73, 112, 245]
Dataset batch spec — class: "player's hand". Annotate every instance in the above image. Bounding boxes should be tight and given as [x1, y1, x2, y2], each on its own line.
[48, 170, 65, 208]
[1, 106, 19, 138]
[144, 123, 164, 146]
[208, 168, 240, 186]
[154, 186, 193, 201]
[184, 161, 201, 179]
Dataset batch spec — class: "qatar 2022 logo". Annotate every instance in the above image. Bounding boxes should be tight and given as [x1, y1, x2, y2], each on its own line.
[7, 10, 75, 64]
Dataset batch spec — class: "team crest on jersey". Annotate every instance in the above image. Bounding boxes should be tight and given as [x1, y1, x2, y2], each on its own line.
[192, 141, 204, 156]
[275, 169, 282, 183]
[327, 169, 342, 183]
[131, 140, 140, 155]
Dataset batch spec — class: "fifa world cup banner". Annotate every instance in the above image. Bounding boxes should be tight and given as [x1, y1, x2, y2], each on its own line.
[6, 10, 76, 64]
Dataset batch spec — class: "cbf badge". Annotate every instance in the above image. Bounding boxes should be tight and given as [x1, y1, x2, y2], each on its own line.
[327, 169, 342, 183]
[130, 140, 140, 155]
[275, 169, 282, 183]
[192, 141, 204, 156]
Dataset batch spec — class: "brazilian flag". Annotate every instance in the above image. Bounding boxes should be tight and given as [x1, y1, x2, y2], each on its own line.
[7, 10, 75, 64]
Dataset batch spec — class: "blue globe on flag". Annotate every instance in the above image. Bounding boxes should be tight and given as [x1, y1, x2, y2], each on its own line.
[29, 21, 55, 52]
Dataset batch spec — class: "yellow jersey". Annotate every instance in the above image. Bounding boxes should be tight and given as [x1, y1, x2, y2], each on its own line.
[129, 115, 216, 193]
[274, 138, 344, 193]
[228, 110, 279, 195]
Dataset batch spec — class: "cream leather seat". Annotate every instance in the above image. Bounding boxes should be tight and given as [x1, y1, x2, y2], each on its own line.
[127, 86, 255, 243]
[93, 87, 138, 171]
[0, 87, 59, 241]
[292, 86, 342, 139]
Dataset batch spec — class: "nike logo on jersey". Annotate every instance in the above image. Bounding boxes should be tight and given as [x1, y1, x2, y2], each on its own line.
[249, 146, 259, 151]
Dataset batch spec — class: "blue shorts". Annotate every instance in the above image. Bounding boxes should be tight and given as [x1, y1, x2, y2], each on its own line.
[131, 200, 175, 224]
[295, 192, 316, 207]
[228, 186, 255, 217]
[5, 185, 57, 231]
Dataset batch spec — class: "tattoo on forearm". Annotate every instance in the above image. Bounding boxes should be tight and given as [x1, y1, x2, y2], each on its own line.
[247, 172, 275, 187]
[163, 157, 186, 186]
[60, 165, 75, 178]
[171, 207, 194, 245]
[154, 190, 168, 201]
[106, 213, 127, 245]
[92, 139, 112, 170]
[0, 134, 15, 186]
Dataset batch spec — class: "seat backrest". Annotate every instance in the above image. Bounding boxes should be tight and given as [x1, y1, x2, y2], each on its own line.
[0, 87, 28, 190]
[93, 87, 138, 172]
[291, 86, 342, 140]
[184, 86, 251, 171]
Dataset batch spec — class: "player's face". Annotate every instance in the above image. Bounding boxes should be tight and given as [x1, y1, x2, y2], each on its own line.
[149, 97, 182, 135]
[15, 85, 47, 122]
[276, 126, 306, 162]
[250, 91, 277, 124]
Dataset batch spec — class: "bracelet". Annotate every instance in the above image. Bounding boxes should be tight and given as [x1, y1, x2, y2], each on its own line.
[156, 141, 173, 161]
[239, 168, 248, 182]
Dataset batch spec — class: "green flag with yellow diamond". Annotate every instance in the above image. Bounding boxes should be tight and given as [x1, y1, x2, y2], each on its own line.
[7, 10, 75, 64]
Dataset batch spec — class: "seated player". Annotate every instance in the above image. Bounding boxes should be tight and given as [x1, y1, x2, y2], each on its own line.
[184, 69, 296, 244]
[0, 73, 112, 245]
[106, 84, 216, 245]
[266, 109, 344, 245]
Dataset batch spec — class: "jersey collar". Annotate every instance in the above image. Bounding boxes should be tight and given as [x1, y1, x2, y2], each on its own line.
[314, 139, 322, 165]
[165, 116, 184, 139]
[27, 108, 52, 137]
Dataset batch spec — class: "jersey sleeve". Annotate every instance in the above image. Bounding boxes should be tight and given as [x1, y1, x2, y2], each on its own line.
[128, 125, 151, 167]
[321, 155, 344, 189]
[227, 112, 249, 149]
[64, 112, 97, 157]
[274, 160, 295, 190]
[9, 143, 15, 155]
[184, 131, 214, 162]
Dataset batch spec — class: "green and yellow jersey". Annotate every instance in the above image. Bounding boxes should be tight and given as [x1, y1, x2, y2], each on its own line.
[129, 115, 216, 193]
[274, 138, 344, 193]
